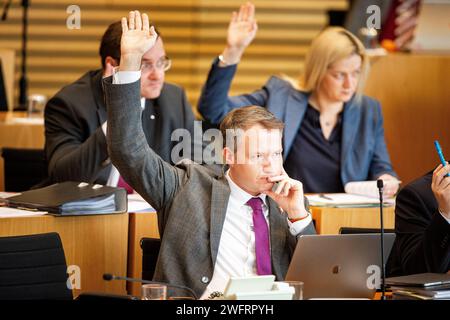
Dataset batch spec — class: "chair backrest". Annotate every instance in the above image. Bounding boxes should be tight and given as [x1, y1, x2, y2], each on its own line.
[1, 147, 48, 192]
[140, 237, 161, 281]
[339, 227, 395, 234]
[0, 232, 73, 300]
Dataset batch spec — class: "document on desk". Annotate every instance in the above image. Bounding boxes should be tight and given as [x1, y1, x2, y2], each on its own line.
[306, 193, 394, 208]
[127, 193, 155, 212]
[0, 206, 48, 218]
[344, 180, 399, 200]
[6, 117, 44, 125]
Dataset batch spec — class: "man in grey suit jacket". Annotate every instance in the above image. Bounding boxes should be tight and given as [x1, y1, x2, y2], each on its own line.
[44, 21, 198, 186]
[106, 11, 316, 299]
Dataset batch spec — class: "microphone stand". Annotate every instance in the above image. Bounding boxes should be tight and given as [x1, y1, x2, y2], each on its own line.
[1, 0, 30, 110]
[377, 179, 386, 300]
[18, 0, 30, 110]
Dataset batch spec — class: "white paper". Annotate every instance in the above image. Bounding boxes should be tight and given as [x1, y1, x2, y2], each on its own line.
[344, 181, 380, 198]
[127, 193, 155, 212]
[0, 207, 48, 218]
[344, 180, 399, 202]
[0, 192, 20, 199]
[7, 117, 44, 125]
[306, 193, 381, 207]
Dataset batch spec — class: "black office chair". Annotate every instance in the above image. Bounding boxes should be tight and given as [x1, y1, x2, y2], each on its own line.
[0, 232, 73, 300]
[140, 237, 161, 281]
[339, 227, 395, 234]
[1, 147, 48, 192]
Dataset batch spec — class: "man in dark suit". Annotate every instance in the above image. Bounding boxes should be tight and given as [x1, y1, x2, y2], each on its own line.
[106, 11, 316, 298]
[387, 164, 450, 276]
[45, 21, 198, 186]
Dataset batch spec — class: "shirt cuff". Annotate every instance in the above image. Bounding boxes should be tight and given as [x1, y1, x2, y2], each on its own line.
[439, 209, 450, 224]
[112, 68, 141, 84]
[101, 121, 107, 137]
[287, 213, 313, 236]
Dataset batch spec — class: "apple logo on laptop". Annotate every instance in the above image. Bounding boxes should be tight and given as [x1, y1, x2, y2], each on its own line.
[332, 265, 341, 274]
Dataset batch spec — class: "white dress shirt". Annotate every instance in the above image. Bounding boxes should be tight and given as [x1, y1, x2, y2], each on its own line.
[200, 170, 312, 299]
[439, 209, 450, 224]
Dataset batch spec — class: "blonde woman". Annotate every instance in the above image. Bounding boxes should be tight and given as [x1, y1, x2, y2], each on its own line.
[198, 3, 399, 196]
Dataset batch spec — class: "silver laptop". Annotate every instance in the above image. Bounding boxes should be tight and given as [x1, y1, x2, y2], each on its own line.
[285, 234, 396, 299]
[410, 0, 450, 52]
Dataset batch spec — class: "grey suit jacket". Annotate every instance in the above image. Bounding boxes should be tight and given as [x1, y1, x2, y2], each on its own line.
[103, 76, 316, 297]
[44, 69, 197, 185]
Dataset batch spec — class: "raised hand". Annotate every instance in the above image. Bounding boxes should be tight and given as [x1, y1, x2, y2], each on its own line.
[227, 3, 257, 50]
[221, 2, 258, 65]
[431, 163, 450, 219]
[378, 173, 401, 198]
[120, 10, 158, 71]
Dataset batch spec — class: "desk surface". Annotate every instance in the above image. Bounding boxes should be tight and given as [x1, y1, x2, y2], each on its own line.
[0, 213, 129, 297]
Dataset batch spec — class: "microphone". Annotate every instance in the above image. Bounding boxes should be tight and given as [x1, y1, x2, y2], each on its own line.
[376, 179, 386, 300]
[103, 273, 198, 300]
[1, 0, 12, 21]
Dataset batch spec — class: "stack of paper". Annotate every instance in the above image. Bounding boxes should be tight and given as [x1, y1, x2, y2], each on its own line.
[0, 207, 48, 218]
[387, 273, 450, 300]
[391, 287, 450, 300]
[60, 193, 116, 214]
[306, 193, 390, 208]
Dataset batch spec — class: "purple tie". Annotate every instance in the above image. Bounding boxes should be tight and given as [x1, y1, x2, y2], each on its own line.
[117, 175, 133, 194]
[247, 197, 272, 275]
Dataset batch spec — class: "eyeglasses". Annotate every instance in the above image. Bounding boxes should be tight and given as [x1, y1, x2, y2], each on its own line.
[140, 56, 171, 72]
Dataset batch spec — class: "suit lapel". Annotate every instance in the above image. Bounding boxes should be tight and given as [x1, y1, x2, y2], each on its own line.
[210, 176, 231, 266]
[341, 98, 359, 172]
[267, 197, 286, 273]
[282, 91, 309, 159]
[91, 69, 108, 125]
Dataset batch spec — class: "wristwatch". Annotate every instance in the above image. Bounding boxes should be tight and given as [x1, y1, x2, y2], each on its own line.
[218, 54, 230, 66]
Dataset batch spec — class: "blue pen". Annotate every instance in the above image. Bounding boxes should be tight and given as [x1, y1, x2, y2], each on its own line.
[434, 140, 450, 177]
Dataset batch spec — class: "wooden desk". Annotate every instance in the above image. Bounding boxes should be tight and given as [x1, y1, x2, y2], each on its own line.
[0, 112, 45, 191]
[127, 211, 159, 296]
[365, 53, 450, 185]
[0, 213, 129, 297]
[311, 206, 395, 235]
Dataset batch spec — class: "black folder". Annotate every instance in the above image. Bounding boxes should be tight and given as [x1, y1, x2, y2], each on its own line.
[5, 181, 127, 216]
[386, 273, 450, 288]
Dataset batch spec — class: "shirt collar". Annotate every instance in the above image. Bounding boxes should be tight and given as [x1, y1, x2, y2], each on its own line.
[225, 170, 267, 209]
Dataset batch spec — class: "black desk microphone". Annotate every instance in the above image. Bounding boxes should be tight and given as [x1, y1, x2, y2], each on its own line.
[377, 179, 386, 300]
[103, 273, 198, 300]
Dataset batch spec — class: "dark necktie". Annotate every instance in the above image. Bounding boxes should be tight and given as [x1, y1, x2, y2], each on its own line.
[117, 175, 133, 194]
[246, 197, 272, 275]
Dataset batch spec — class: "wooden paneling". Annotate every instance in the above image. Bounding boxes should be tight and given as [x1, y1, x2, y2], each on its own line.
[0, 213, 129, 298]
[311, 206, 395, 235]
[127, 212, 159, 296]
[0, 0, 347, 109]
[365, 53, 450, 185]
[0, 50, 15, 110]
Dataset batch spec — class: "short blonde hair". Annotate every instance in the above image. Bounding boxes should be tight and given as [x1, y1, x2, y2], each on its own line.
[220, 106, 284, 151]
[299, 27, 369, 98]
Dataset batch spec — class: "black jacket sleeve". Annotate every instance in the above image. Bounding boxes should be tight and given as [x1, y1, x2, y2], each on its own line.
[388, 173, 450, 275]
[44, 76, 111, 184]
